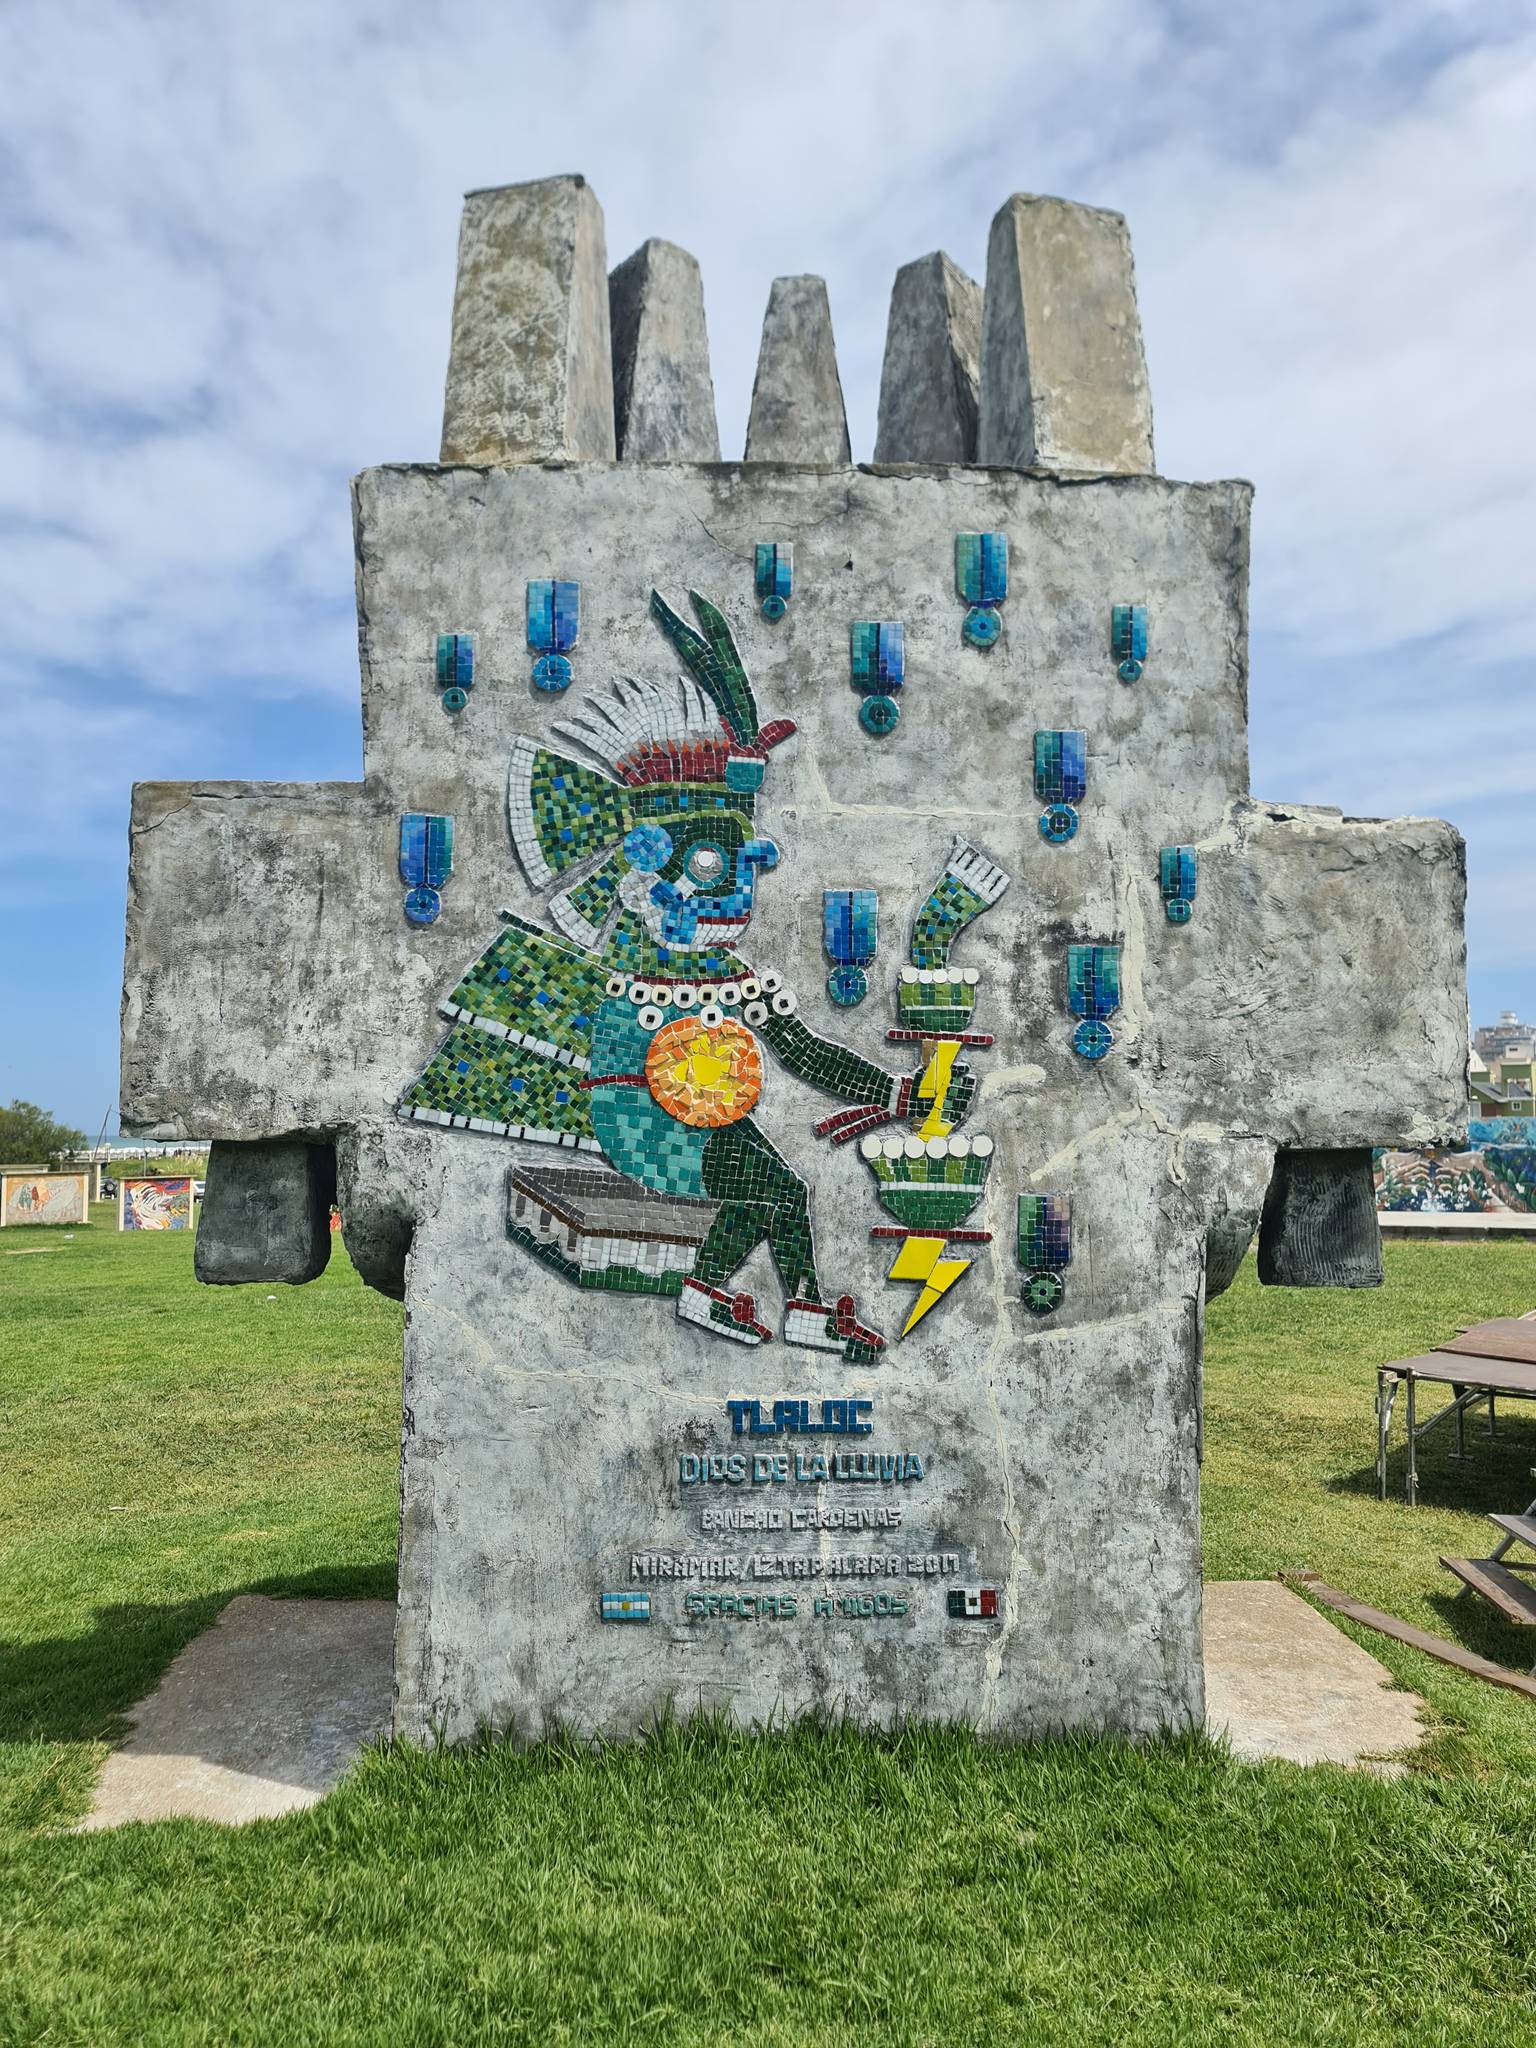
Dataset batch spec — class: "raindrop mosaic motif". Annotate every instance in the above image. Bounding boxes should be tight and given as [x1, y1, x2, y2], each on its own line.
[823, 889, 878, 1007]
[1017, 1191, 1071, 1315]
[400, 813, 454, 926]
[1111, 604, 1148, 683]
[528, 579, 581, 693]
[851, 621, 904, 739]
[1067, 943, 1121, 1060]
[955, 532, 1007, 649]
[754, 543, 792, 621]
[1160, 845, 1197, 924]
[1034, 729, 1087, 845]
[435, 632, 473, 714]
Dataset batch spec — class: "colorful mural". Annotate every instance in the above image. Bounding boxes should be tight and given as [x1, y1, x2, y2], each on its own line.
[1374, 1120, 1536, 1215]
[120, 1176, 195, 1230]
[1, 1172, 88, 1227]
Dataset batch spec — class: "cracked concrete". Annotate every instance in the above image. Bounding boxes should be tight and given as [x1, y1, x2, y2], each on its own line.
[122, 459, 1466, 1744]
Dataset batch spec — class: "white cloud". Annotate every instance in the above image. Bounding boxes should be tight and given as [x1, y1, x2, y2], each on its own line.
[1, 0, 1533, 1026]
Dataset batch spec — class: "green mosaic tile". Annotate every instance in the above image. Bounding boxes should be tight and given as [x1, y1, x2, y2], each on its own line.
[402, 1024, 595, 1139]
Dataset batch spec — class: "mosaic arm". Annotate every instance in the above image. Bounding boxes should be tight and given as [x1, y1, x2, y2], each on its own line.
[755, 1009, 975, 1129]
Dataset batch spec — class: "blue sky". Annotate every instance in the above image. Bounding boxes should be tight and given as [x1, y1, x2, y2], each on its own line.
[2, 0, 1533, 1132]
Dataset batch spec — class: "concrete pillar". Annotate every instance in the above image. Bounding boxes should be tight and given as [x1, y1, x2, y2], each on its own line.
[978, 193, 1155, 475]
[195, 1139, 336, 1287]
[1257, 1148, 1383, 1288]
[874, 251, 981, 464]
[440, 175, 615, 466]
[744, 276, 851, 464]
[609, 239, 721, 462]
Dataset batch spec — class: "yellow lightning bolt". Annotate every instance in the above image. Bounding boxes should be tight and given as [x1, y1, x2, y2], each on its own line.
[888, 1235, 972, 1335]
[915, 1037, 959, 1139]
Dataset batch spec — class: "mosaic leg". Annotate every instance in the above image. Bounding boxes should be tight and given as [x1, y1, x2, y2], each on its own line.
[695, 1120, 818, 1298]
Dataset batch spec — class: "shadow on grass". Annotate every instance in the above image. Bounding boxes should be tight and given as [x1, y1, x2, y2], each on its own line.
[0, 1563, 394, 1746]
[1330, 1407, 1536, 1510]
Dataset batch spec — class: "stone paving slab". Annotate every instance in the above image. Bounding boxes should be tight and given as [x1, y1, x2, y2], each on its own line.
[79, 1581, 1424, 1827]
[80, 1595, 394, 1829]
[1203, 1579, 1427, 1769]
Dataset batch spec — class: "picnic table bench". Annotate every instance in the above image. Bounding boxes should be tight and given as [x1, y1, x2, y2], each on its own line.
[1376, 1317, 1536, 1505]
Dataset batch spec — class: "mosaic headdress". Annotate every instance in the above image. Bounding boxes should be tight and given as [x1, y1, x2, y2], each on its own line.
[509, 590, 796, 949]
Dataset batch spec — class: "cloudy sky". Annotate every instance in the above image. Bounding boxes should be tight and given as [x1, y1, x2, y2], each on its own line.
[2, 0, 1533, 1132]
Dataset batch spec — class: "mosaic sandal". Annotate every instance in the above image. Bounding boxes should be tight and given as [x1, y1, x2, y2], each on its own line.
[678, 1277, 772, 1345]
[783, 1295, 886, 1363]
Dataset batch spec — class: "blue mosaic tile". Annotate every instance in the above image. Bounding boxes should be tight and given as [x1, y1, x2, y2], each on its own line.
[851, 622, 904, 692]
[400, 812, 454, 925]
[435, 632, 473, 692]
[528, 579, 581, 689]
[859, 693, 900, 738]
[1112, 603, 1148, 682]
[754, 542, 792, 620]
[956, 533, 1007, 648]
[1160, 844, 1197, 923]
[1034, 730, 1087, 806]
[823, 888, 877, 1008]
[1067, 943, 1120, 1022]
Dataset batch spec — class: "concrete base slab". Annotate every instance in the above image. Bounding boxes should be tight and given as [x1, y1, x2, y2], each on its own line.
[81, 1595, 394, 1829]
[1203, 1579, 1427, 1770]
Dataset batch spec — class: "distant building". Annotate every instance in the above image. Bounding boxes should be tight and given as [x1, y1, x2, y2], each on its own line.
[1474, 1010, 1535, 1064]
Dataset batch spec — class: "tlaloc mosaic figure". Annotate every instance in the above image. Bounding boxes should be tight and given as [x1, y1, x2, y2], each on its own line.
[401, 590, 973, 1361]
[121, 174, 1468, 1744]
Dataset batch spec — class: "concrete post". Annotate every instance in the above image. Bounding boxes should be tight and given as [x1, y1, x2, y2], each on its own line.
[744, 276, 851, 463]
[440, 175, 615, 466]
[874, 251, 981, 464]
[979, 193, 1155, 475]
[609, 239, 721, 462]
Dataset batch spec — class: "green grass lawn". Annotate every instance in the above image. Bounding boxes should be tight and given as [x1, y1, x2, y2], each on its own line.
[2, 1222, 1534, 2045]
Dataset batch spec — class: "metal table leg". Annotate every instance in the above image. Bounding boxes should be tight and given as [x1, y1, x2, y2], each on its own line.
[1406, 1370, 1418, 1507]
[1377, 1371, 1398, 1500]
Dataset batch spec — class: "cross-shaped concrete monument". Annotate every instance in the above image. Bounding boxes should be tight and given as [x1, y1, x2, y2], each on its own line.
[122, 176, 1466, 1741]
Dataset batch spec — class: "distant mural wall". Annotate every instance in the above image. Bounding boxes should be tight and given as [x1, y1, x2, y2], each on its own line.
[1375, 1119, 1536, 1214]
[1, 1172, 88, 1227]
[119, 1176, 195, 1231]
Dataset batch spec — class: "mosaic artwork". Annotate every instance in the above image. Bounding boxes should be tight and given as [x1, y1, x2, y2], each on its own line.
[754, 543, 792, 621]
[823, 888, 877, 1007]
[1111, 603, 1148, 682]
[1017, 1190, 1071, 1315]
[435, 631, 474, 714]
[1375, 1137, 1536, 1215]
[1160, 845, 1197, 924]
[1035, 729, 1087, 845]
[400, 813, 454, 926]
[527, 578, 581, 693]
[399, 588, 985, 1363]
[842, 839, 1010, 1337]
[120, 1175, 194, 1230]
[850, 621, 904, 738]
[955, 532, 1007, 648]
[1067, 943, 1122, 1061]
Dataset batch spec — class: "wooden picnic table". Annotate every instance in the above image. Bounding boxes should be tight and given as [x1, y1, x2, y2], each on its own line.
[1377, 1318, 1536, 1505]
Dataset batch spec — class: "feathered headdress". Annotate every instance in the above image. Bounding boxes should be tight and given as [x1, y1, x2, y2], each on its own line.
[507, 590, 796, 949]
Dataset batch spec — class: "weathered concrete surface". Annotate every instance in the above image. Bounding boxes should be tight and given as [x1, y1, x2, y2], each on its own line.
[80, 1597, 394, 1828]
[1258, 1147, 1384, 1288]
[1203, 1581, 1427, 1769]
[874, 252, 981, 464]
[121, 461, 1467, 1746]
[440, 175, 614, 465]
[609, 239, 720, 462]
[194, 1138, 335, 1286]
[979, 193, 1155, 474]
[744, 278, 851, 463]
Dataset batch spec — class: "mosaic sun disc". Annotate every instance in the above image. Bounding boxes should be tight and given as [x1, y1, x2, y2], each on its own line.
[645, 1016, 763, 1129]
